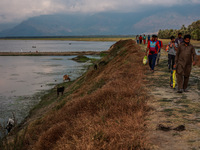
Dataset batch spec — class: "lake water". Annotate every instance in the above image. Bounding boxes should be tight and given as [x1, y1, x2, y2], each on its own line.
[0, 40, 114, 128]
[0, 40, 114, 52]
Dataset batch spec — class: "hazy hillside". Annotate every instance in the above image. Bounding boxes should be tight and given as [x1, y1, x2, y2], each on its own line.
[0, 5, 200, 37]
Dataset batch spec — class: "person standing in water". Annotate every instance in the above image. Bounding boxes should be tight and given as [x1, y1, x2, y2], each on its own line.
[175, 34, 196, 93]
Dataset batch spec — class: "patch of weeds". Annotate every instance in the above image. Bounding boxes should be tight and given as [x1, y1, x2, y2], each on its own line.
[181, 104, 189, 108]
[88, 79, 105, 94]
[155, 93, 162, 95]
[119, 49, 128, 56]
[93, 131, 109, 143]
[160, 73, 170, 78]
[172, 132, 181, 136]
[55, 100, 66, 110]
[175, 99, 191, 104]
[72, 55, 90, 63]
[157, 59, 168, 69]
[163, 109, 174, 116]
[100, 52, 108, 57]
[197, 80, 200, 90]
[188, 140, 196, 143]
[158, 98, 173, 102]
[178, 109, 193, 114]
[181, 94, 187, 99]
[51, 58, 63, 60]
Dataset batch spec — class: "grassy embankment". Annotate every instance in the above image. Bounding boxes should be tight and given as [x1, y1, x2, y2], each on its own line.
[1, 39, 150, 150]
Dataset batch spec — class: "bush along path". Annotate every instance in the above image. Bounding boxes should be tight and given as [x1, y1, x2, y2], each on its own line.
[145, 50, 200, 150]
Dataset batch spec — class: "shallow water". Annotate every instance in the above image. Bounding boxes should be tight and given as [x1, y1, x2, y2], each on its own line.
[0, 40, 114, 52]
[0, 40, 114, 129]
[0, 56, 91, 126]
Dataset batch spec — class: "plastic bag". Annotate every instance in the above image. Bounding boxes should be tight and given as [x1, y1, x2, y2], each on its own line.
[143, 56, 148, 65]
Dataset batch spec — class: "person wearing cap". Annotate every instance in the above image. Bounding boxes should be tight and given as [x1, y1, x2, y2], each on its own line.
[146, 35, 160, 73]
[175, 34, 196, 93]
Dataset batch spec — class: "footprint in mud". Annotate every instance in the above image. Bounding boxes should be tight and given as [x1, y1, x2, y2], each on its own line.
[157, 124, 185, 132]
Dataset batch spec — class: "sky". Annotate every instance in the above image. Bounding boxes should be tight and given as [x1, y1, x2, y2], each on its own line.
[0, 0, 200, 24]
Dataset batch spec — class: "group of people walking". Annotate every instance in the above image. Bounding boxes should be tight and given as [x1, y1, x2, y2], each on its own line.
[144, 33, 196, 93]
[136, 34, 150, 45]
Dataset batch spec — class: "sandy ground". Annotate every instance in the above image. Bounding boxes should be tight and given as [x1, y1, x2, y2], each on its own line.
[144, 50, 200, 150]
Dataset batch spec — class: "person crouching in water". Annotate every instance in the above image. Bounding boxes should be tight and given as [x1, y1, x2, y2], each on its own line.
[175, 34, 196, 93]
[146, 35, 160, 73]
[168, 36, 177, 72]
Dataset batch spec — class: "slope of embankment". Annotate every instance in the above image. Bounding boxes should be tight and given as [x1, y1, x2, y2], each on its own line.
[1, 39, 150, 150]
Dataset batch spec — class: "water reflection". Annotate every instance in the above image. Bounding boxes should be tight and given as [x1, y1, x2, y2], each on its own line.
[0, 40, 114, 52]
[0, 56, 90, 124]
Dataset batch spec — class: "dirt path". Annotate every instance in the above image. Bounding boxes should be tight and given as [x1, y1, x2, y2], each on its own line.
[145, 51, 200, 150]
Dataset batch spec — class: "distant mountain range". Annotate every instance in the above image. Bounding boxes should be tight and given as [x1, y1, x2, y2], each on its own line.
[0, 5, 200, 37]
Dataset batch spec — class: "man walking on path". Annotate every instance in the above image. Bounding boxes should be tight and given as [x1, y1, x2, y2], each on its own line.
[168, 36, 177, 71]
[175, 33, 184, 47]
[148, 35, 150, 43]
[146, 35, 160, 73]
[139, 35, 143, 44]
[155, 36, 163, 65]
[175, 34, 196, 93]
[143, 34, 146, 44]
[136, 35, 139, 44]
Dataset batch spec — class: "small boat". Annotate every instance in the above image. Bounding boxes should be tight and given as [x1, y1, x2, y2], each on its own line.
[32, 46, 36, 48]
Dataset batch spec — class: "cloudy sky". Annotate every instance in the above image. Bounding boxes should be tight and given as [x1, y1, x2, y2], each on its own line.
[0, 0, 200, 23]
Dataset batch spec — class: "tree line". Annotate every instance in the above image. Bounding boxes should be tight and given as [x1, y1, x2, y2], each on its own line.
[158, 20, 200, 40]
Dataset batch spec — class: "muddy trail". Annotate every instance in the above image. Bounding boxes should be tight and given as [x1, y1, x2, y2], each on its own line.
[144, 50, 200, 150]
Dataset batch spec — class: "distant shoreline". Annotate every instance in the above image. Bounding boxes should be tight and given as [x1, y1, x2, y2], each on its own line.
[0, 36, 135, 42]
[0, 51, 109, 56]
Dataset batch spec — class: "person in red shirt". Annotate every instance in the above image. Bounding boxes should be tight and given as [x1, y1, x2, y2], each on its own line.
[146, 35, 160, 73]
[139, 35, 143, 44]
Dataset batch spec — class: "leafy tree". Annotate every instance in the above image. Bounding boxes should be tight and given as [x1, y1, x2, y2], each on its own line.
[158, 20, 200, 40]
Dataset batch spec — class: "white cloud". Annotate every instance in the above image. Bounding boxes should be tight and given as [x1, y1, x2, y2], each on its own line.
[0, 0, 199, 23]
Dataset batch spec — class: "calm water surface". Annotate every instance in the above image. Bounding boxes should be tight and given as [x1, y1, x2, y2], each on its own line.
[0, 40, 114, 127]
[0, 40, 114, 52]
[0, 56, 92, 124]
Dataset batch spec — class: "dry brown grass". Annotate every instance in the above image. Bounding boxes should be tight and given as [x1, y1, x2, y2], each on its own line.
[15, 39, 149, 150]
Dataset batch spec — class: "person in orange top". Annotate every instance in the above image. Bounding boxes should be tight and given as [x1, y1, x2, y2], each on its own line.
[146, 35, 160, 73]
